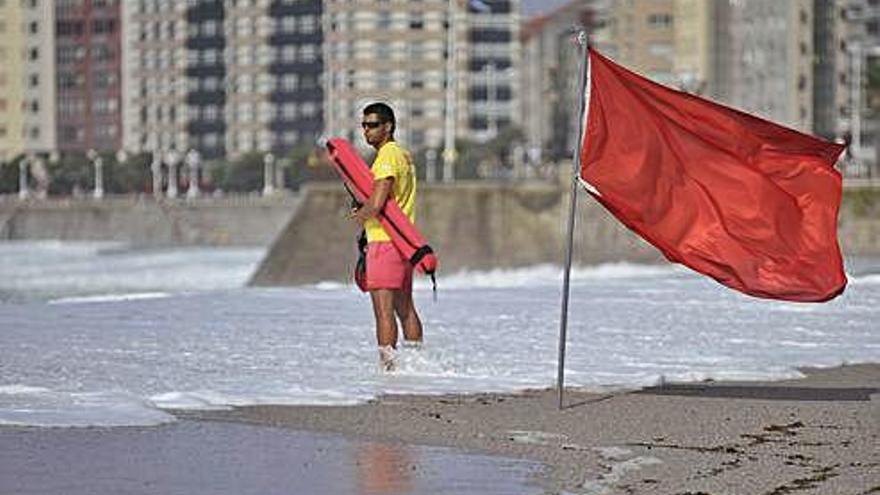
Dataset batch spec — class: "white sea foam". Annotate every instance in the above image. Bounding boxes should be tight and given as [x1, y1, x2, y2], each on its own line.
[0, 241, 265, 301]
[49, 292, 172, 305]
[1, 242, 878, 428]
[412, 262, 680, 290]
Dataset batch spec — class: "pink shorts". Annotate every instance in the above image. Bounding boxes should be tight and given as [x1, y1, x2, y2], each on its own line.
[366, 242, 413, 291]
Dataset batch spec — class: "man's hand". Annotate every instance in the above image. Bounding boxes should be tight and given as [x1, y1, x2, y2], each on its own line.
[348, 177, 393, 225]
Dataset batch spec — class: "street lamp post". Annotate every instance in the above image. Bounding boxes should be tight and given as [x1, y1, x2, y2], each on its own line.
[852, 42, 863, 175]
[87, 149, 104, 200]
[18, 157, 29, 200]
[186, 149, 201, 199]
[165, 150, 180, 199]
[275, 157, 287, 192]
[442, 0, 458, 182]
[151, 151, 163, 199]
[263, 152, 275, 196]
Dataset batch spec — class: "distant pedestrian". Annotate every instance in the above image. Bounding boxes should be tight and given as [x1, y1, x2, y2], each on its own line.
[348, 102, 424, 370]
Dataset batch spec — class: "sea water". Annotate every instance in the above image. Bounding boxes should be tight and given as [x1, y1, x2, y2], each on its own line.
[0, 241, 878, 427]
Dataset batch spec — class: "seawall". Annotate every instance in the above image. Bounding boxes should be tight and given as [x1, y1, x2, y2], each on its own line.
[250, 182, 880, 286]
[0, 195, 301, 247]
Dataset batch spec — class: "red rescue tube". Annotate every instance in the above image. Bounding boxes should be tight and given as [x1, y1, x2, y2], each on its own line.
[326, 137, 438, 276]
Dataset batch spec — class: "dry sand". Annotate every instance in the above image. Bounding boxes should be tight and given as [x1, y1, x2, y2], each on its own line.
[179, 363, 880, 495]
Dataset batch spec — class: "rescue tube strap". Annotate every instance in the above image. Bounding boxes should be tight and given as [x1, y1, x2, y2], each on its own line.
[410, 245, 434, 267]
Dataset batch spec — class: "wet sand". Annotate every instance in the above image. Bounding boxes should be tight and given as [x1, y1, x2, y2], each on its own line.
[0, 421, 542, 495]
[180, 363, 880, 495]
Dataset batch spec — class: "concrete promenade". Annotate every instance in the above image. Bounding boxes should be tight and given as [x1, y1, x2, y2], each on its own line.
[0, 193, 302, 247]
[1, 182, 878, 286]
[251, 181, 880, 285]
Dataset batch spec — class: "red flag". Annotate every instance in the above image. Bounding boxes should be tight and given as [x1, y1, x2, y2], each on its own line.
[581, 48, 847, 302]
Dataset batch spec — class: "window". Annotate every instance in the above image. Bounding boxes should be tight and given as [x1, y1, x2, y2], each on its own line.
[282, 103, 298, 119]
[92, 19, 116, 35]
[92, 45, 113, 62]
[281, 73, 298, 91]
[29, 74, 39, 87]
[94, 72, 116, 89]
[300, 15, 317, 33]
[96, 124, 117, 139]
[647, 13, 673, 29]
[300, 45, 317, 62]
[58, 46, 85, 64]
[281, 16, 297, 32]
[378, 11, 391, 29]
[93, 98, 118, 114]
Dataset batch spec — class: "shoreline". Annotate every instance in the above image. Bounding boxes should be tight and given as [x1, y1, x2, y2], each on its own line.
[174, 363, 880, 494]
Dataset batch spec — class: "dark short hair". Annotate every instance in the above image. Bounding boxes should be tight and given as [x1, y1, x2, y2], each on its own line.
[363, 102, 396, 134]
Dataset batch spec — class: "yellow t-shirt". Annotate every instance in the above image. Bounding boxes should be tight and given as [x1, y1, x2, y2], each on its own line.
[365, 141, 417, 243]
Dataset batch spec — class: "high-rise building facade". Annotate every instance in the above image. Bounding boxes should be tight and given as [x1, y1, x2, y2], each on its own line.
[265, 0, 323, 155]
[323, 0, 520, 153]
[0, 0, 57, 161]
[728, 0, 815, 132]
[465, 0, 521, 142]
[520, 0, 607, 161]
[844, 0, 880, 172]
[184, 0, 226, 159]
[0, 0, 27, 161]
[606, 0, 676, 85]
[122, 0, 188, 156]
[323, 0, 455, 150]
[125, 0, 323, 160]
[55, 0, 123, 153]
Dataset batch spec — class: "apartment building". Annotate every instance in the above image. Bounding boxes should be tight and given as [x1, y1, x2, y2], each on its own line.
[0, 0, 27, 161]
[520, 0, 608, 161]
[55, 0, 123, 153]
[727, 0, 815, 132]
[122, 0, 188, 155]
[323, 0, 520, 153]
[607, 0, 676, 85]
[323, 0, 455, 150]
[844, 0, 880, 171]
[125, 0, 323, 160]
[0, 0, 56, 161]
[466, 0, 522, 142]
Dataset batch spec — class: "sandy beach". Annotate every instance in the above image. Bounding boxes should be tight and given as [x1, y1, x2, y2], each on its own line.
[177, 363, 880, 495]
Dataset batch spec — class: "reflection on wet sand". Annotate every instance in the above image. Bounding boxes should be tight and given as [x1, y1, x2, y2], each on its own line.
[356, 442, 414, 494]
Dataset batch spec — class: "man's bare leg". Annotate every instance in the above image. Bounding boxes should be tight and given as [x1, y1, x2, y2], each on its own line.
[394, 289, 422, 344]
[370, 289, 398, 369]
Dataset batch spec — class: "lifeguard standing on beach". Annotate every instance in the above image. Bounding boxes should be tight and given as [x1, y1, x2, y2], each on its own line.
[348, 102, 425, 371]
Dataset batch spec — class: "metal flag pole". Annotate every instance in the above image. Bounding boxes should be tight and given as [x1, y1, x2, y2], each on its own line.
[557, 31, 591, 410]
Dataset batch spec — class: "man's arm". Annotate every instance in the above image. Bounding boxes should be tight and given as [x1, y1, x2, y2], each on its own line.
[351, 177, 393, 223]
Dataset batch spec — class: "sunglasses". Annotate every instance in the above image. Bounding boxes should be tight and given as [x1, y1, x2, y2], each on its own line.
[361, 121, 384, 129]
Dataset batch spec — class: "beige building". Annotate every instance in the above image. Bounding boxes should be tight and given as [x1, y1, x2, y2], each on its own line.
[0, 0, 56, 162]
[323, 0, 521, 155]
[0, 1, 27, 162]
[672, 0, 715, 95]
[124, 0, 324, 160]
[323, 1, 460, 151]
[606, 0, 676, 85]
[122, 1, 188, 154]
[728, 0, 815, 132]
[520, 0, 609, 162]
